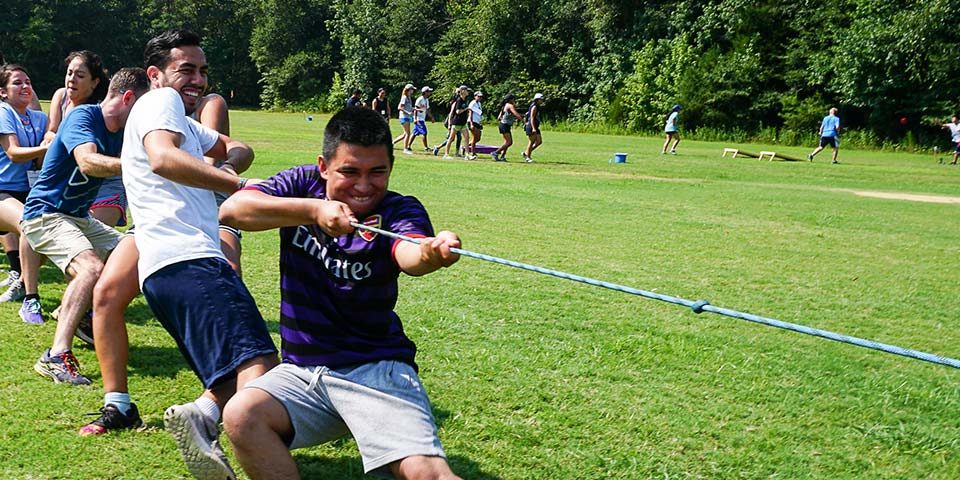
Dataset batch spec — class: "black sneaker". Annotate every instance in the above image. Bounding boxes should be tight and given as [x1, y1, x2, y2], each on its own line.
[79, 403, 143, 436]
[75, 311, 94, 346]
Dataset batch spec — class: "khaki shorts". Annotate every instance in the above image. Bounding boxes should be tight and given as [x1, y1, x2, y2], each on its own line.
[21, 213, 122, 272]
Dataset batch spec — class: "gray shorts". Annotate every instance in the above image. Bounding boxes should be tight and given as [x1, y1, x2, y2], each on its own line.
[245, 360, 446, 477]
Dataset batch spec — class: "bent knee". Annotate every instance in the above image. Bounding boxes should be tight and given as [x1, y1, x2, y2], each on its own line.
[223, 389, 286, 439]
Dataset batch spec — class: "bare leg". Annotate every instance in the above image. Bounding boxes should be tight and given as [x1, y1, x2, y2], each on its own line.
[18, 230, 42, 296]
[90, 207, 123, 228]
[391, 456, 462, 480]
[93, 235, 140, 394]
[205, 354, 278, 410]
[809, 145, 825, 159]
[224, 388, 299, 480]
[220, 229, 242, 277]
[443, 128, 457, 157]
[51, 251, 103, 353]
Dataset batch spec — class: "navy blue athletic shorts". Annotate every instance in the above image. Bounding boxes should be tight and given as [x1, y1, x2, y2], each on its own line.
[142, 256, 277, 388]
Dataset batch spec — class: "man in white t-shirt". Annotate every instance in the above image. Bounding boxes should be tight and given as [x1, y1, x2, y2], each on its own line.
[411, 86, 433, 151]
[114, 29, 278, 480]
[942, 115, 960, 165]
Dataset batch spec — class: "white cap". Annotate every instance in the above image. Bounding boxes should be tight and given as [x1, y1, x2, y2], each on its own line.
[421, 86, 433, 93]
[534, 93, 544, 100]
[404, 83, 415, 90]
[474, 91, 484, 97]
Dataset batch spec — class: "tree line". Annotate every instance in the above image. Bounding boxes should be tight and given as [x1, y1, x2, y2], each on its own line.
[3, 0, 957, 148]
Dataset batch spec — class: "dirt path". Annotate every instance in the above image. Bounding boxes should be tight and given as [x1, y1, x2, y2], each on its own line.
[845, 190, 960, 204]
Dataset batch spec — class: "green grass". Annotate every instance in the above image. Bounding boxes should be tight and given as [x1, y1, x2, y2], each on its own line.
[2, 111, 959, 479]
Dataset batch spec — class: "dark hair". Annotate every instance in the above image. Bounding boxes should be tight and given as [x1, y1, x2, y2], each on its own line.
[352, 89, 362, 95]
[498, 93, 516, 113]
[323, 107, 393, 165]
[0, 64, 27, 90]
[64, 50, 109, 104]
[108, 67, 149, 97]
[143, 29, 202, 69]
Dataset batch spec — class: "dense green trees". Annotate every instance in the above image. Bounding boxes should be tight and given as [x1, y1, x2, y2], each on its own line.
[2, 0, 956, 146]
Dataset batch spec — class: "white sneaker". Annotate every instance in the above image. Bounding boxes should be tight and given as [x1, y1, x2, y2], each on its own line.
[0, 269, 17, 287]
[0, 277, 25, 303]
[164, 403, 236, 480]
[402, 149, 413, 155]
[442, 154, 453, 160]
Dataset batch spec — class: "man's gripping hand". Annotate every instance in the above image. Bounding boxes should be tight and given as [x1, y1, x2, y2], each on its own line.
[419, 231, 461, 269]
[313, 200, 357, 237]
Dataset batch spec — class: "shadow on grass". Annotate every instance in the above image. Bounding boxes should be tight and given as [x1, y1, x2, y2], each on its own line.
[127, 344, 190, 379]
[295, 437, 500, 479]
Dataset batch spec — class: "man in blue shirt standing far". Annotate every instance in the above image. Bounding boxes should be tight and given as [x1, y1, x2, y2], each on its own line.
[808, 107, 841, 164]
[22, 67, 149, 386]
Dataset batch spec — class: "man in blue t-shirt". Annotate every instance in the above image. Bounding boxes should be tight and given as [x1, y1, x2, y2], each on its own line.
[808, 107, 842, 164]
[219, 107, 463, 479]
[21, 68, 149, 386]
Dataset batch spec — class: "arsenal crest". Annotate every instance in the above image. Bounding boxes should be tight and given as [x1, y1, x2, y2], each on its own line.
[358, 215, 381, 242]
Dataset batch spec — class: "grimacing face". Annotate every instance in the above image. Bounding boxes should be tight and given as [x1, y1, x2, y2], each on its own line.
[319, 143, 392, 219]
[64, 56, 98, 103]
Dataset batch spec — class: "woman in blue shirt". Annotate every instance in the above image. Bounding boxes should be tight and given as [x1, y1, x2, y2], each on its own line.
[0, 64, 49, 321]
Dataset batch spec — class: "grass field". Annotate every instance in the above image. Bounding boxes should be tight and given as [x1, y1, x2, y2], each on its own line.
[2, 110, 959, 479]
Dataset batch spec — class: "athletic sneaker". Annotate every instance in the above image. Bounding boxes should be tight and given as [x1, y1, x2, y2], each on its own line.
[402, 149, 413, 155]
[670, 149, 677, 155]
[34, 349, 91, 385]
[432, 146, 440, 156]
[442, 154, 453, 160]
[79, 403, 143, 436]
[423, 147, 431, 153]
[491, 152, 500, 162]
[467, 154, 477, 161]
[522, 152, 532, 163]
[20, 297, 44, 325]
[165, 403, 236, 480]
[0, 269, 17, 287]
[832, 160, 839, 164]
[75, 311, 94, 346]
[0, 277, 25, 303]
[807, 154, 813, 161]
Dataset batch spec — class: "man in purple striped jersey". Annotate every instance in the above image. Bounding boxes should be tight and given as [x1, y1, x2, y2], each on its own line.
[220, 107, 462, 480]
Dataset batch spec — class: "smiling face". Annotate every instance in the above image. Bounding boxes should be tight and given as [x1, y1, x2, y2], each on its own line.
[319, 143, 392, 218]
[1, 69, 33, 112]
[64, 56, 99, 104]
[149, 45, 208, 114]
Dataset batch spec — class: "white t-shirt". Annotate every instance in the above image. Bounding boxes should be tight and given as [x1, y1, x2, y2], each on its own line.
[665, 111, 679, 132]
[948, 123, 960, 143]
[469, 100, 482, 124]
[121, 87, 224, 286]
[398, 95, 413, 120]
[414, 96, 429, 122]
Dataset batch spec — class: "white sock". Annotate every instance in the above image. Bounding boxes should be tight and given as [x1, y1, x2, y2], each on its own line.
[104, 391, 132, 415]
[194, 396, 221, 423]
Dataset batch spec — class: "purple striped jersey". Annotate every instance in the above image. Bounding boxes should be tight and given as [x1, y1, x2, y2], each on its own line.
[253, 165, 434, 370]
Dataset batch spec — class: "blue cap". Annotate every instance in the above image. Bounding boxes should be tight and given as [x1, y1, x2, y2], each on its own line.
[673, 104, 682, 111]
